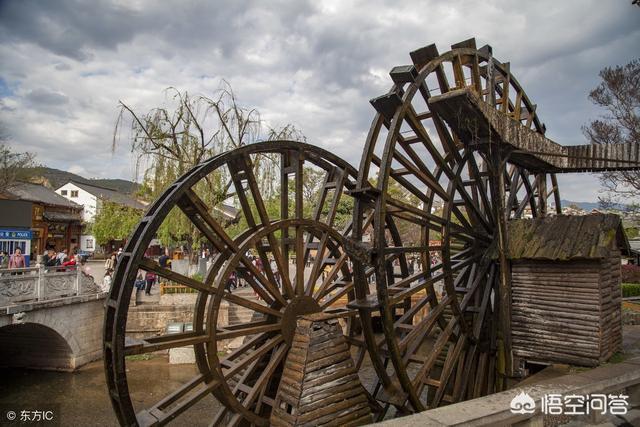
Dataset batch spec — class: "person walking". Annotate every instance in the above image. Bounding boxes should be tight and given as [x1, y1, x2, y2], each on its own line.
[270, 258, 280, 288]
[103, 269, 113, 292]
[144, 271, 157, 295]
[159, 249, 170, 268]
[8, 248, 26, 269]
[105, 252, 117, 271]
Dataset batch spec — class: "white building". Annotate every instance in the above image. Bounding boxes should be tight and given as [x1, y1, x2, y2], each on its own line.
[55, 181, 147, 253]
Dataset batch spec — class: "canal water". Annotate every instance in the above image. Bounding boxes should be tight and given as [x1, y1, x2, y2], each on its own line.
[0, 356, 222, 426]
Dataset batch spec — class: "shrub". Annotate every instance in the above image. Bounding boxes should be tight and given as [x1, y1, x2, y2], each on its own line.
[621, 264, 640, 284]
[622, 283, 640, 298]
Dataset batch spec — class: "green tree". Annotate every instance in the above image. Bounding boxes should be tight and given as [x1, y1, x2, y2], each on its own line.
[114, 81, 304, 251]
[92, 200, 143, 246]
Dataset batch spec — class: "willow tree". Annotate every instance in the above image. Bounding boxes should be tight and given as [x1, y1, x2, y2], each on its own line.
[114, 81, 304, 251]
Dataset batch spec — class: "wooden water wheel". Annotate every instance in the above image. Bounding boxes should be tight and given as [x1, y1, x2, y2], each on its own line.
[104, 141, 389, 426]
[104, 37, 640, 425]
[349, 38, 562, 413]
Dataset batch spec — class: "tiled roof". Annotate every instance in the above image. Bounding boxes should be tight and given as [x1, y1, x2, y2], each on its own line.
[68, 180, 147, 210]
[6, 182, 81, 209]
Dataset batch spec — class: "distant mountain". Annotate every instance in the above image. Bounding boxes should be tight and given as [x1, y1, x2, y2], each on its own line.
[559, 199, 627, 211]
[27, 166, 140, 194]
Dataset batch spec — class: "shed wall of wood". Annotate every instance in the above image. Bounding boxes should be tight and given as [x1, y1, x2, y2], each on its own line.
[511, 253, 622, 367]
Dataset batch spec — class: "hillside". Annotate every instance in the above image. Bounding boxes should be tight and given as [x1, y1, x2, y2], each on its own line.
[27, 166, 139, 194]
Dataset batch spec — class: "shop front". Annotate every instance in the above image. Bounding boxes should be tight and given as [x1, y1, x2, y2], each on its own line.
[0, 229, 32, 266]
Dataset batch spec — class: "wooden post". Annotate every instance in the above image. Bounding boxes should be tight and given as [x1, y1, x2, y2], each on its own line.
[490, 150, 513, 377]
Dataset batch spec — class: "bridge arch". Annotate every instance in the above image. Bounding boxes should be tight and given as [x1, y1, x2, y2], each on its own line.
[0, 323, 76, 371]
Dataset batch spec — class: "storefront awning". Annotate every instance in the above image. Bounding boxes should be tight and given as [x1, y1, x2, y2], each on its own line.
[43, 211, 82, 222]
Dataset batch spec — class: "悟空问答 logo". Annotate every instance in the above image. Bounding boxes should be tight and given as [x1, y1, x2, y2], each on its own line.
[510, 391, 536, 414]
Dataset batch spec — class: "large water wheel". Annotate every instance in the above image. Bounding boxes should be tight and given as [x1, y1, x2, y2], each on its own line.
[349, 38, 562, 413]
[103, 141, 395, 426]
[104, 38, 576, 425]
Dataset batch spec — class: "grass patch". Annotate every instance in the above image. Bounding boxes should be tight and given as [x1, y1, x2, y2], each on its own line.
[607, 352, 626, 364]
[125, 354, 155, 361]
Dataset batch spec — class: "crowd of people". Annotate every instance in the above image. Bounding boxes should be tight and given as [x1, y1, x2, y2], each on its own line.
[0, 247, 88, 272]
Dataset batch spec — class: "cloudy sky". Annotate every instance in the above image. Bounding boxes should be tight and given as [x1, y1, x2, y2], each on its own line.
[1, 0, 638, 202]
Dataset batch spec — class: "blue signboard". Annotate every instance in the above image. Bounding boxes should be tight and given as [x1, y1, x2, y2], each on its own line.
[0, 229, 32, 240]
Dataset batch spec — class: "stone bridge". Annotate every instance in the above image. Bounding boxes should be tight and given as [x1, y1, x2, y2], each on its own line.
[0, 266, 106, 371]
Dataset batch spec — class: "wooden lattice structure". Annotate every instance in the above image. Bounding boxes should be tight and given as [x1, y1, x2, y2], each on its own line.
[271, 314, 372, 426]
[104, 38, 640, 426]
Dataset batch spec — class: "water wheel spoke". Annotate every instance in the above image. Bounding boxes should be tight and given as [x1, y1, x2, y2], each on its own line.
[236, 265, 278, 306]
[220, 333, 271, 367]
[394, 139, 449, 200]
[294, 221, 305, 296]
[412, 316, 458, 391]
[399, 295, 453, 355]
[304, 231, 332, 295]
[230, 155, 295, 298]
[227, 344, 288, 427]
[178, 189, 238, 253]
[124, 332, 210, 356]
[465, 152, 494, 227]
[506, 166, 522, 214]
[222, 291, 283, 318]
[313, 252, 349, 299]
[222, 335, 284, 379]
[389, 253, 479, 305]
[319, 281, 354, 310]
[177, 189, 284, 305]
[216, 322, 282, 340]
[394, 291, 436, 328]
[136, 374, 221, 426]
[472, 265, 496, 340]
[432, 333, 467, 407]
[139, 257, 215, 294]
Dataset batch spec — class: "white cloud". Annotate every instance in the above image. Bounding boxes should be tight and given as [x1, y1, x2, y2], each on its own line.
[1, 0, 639, 201]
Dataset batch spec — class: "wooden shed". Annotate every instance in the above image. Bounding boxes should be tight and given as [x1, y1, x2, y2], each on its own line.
[507, 214, 629, 367]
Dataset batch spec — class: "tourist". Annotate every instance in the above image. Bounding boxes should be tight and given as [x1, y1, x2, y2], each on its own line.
[8, 248, 26, 269]
[56, 248, 68, 264]
[103, 269, 113, 292]
[0, 251, 8, 269]
[42, 248, 60, 268]
[80, 257, 92, 277]
[135, 271, 145, 291]
[159, 249, 170, 269]
[105, 252, 117, 271]
[43, 249, 58, 269]
[144, 270, 156, 295]
[225, 271, 237, 292]
[270, 258, 280, 287]
[62, 256, 77, 270]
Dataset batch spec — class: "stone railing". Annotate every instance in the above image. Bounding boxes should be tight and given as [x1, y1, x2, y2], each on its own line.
[0, 266, 102, 307]
[376, 356, 640, 427]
